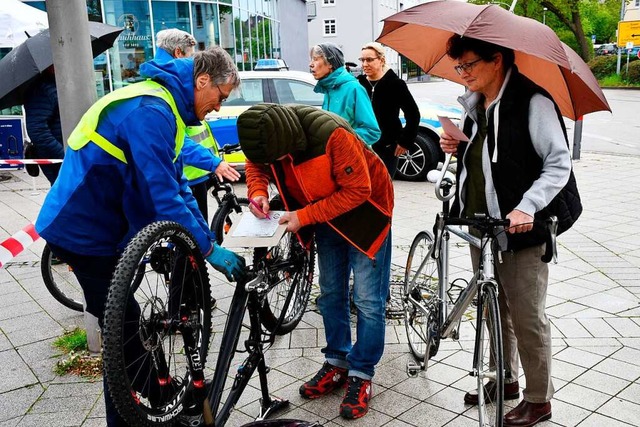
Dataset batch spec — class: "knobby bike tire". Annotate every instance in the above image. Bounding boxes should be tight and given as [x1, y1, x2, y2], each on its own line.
[258, 234, 316, 335]
[404, 231, 441, 361]
[475, 283, 504, 427]
[103, 221, 212, 427]
[40, 244, 84, 312]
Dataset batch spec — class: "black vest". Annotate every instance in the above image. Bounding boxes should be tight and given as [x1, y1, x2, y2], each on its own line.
[457, 69, 582, 251]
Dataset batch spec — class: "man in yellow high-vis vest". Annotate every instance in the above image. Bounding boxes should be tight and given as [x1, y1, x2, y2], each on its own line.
[155, 28, 240, 220]
[35, 46, 244, 426]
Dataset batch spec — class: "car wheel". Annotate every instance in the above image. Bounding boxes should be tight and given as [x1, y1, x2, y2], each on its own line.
[396, 132, 441, 181]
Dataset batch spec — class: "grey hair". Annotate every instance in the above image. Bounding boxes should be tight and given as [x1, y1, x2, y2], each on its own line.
[309, 45, 329, 65]
[156, 29, 196, 56]
[193, 46, 240, 88]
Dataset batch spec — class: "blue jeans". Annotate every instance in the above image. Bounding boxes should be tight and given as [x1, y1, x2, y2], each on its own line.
[315, 223, 391, 380]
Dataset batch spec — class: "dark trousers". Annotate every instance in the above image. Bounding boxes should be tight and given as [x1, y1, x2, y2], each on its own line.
[372, 143, 399, 179]
[48, 243, 154, 427]
[189, 180, 209, 221]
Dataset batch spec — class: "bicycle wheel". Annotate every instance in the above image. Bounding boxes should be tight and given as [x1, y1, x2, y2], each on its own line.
[103, 221, 212, 427]
[259, 233, 316, 335]
[404, 231, 441, 361]
[41, 244, 84, 312]
[211, 197, 250, 244]
[475, 283, 504, 427]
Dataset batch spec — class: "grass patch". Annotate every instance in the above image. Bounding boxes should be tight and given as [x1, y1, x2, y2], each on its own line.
[53, 328, 102, 378]
[599, 73, 640, 87]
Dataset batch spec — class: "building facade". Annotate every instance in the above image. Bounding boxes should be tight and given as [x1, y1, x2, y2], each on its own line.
[22, 0, 309, 95]
[624, 0, 640, 21]
[306, 0, 425, 74]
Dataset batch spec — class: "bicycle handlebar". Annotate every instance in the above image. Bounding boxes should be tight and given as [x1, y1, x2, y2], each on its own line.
[218, 143, 242, 155]
[434, 213, 558, 264]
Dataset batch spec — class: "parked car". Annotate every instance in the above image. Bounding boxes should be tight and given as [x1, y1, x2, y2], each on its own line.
[206, 70, 461, 181]
[626, 47, 640, 58]
[254, 58, 289, 71]
[595, 43, 617, 56]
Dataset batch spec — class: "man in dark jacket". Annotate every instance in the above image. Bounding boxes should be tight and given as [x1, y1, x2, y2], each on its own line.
[23, 66, 63, 185]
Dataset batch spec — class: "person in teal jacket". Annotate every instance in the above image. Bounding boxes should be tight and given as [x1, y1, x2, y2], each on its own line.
[311, 43, 380, 145]
[35, 46, 245, 426]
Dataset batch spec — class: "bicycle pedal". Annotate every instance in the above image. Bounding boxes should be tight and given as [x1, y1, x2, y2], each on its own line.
[406, 361, 421, 378]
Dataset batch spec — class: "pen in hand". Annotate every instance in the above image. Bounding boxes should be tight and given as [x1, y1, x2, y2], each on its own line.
[249, 198, 271, 219]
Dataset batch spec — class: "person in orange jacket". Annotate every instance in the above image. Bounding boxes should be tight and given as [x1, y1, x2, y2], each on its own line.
[238, 103, 393, 420]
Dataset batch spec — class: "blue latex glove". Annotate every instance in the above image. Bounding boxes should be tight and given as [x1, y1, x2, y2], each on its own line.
[205, 243, 246, 282]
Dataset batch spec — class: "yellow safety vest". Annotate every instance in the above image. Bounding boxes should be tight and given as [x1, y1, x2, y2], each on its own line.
[67, 80, 186, 163]
[183, 121, 220, 181]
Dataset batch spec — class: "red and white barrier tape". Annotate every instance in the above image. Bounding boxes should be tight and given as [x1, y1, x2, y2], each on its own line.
[0, 223, 40, 269]
[0, 159, 63, 165]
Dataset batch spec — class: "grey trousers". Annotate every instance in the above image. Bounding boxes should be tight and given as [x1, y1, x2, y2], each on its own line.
[471, 243, 554, 403]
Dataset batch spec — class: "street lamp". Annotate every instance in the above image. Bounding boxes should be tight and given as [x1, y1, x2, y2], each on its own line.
[543, 7, 548, 25]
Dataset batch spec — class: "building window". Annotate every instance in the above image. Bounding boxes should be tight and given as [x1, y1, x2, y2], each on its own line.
[195, 4, 204, 28]
[323, 0, 335, 5]
[323, 19, 336, 36]
[636, 0, 639, 7]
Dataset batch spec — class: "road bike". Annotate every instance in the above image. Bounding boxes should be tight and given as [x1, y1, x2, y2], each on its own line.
[403, 155, 558, 427]
[102, 220, 317, 426]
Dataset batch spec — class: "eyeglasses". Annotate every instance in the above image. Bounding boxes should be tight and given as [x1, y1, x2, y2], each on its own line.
[453, 58, 483, 75]
[358, 57, 379, 63]
[216, 84, 229, 104]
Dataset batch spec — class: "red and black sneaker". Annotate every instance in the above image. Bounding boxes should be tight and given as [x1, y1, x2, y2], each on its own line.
[299, 362, 348, 399]
[339, 376, 372, 419]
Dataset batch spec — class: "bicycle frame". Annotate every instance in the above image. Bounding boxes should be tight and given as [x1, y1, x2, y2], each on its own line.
[185, 248, 310, 426]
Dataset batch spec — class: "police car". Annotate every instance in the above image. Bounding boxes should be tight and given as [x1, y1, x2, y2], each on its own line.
[206, 70, 461, 181]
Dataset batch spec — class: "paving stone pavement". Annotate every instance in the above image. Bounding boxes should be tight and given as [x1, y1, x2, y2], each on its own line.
[0, 150, 639, 427]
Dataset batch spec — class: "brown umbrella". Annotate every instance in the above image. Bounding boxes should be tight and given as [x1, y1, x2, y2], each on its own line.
[377, 0, 610, 120]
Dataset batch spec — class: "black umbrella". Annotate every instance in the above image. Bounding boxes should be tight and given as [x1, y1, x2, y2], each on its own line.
[0, 21, 122, 109]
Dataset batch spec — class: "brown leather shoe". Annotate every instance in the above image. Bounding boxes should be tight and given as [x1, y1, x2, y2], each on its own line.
[503, 400, 552, 427]
[463, 381, 520, 405]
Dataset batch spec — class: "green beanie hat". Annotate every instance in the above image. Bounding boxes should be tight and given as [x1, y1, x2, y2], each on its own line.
[238, 103, 307, 164]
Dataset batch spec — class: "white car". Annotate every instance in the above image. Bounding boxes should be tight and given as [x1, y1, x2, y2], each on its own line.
[206, 70, 461, 181]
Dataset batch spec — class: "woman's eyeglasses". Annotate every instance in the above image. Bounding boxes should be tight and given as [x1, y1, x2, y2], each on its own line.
[358, 57, 379, 63]
[453, 58, 483, 75]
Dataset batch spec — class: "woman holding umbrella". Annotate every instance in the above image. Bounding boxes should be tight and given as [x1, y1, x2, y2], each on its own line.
[440, 35, 582, 427]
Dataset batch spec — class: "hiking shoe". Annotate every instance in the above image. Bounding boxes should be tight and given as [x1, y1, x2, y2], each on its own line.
[339, 376, 372, 419]
[299, 362, 347, 399]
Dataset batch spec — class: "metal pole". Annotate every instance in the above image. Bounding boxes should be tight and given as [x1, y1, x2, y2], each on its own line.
[572, 116, 583, 160]
[45, 0, 101, 354]
[45, 0, 97, 147]
[617, 0, 626, 74]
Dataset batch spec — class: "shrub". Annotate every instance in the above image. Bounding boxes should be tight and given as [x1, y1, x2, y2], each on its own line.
[588, 55, 618, 79]
[621, 60, 640, 84]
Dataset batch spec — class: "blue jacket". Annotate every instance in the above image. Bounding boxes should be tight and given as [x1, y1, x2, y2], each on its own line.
[154, 48, 221, 185]
[35, 56, 215, 256]
[314, 66, 380, 145]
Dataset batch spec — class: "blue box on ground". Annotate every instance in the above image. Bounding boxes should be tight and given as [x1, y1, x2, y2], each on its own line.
[0, 116, 24, 170]
[208, 118, 239, 147]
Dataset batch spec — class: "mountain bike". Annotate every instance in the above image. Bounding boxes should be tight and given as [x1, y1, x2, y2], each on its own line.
[208, 166, 315, 336]
[403, 155, 558, 427]
[102, 220, 318, 426]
